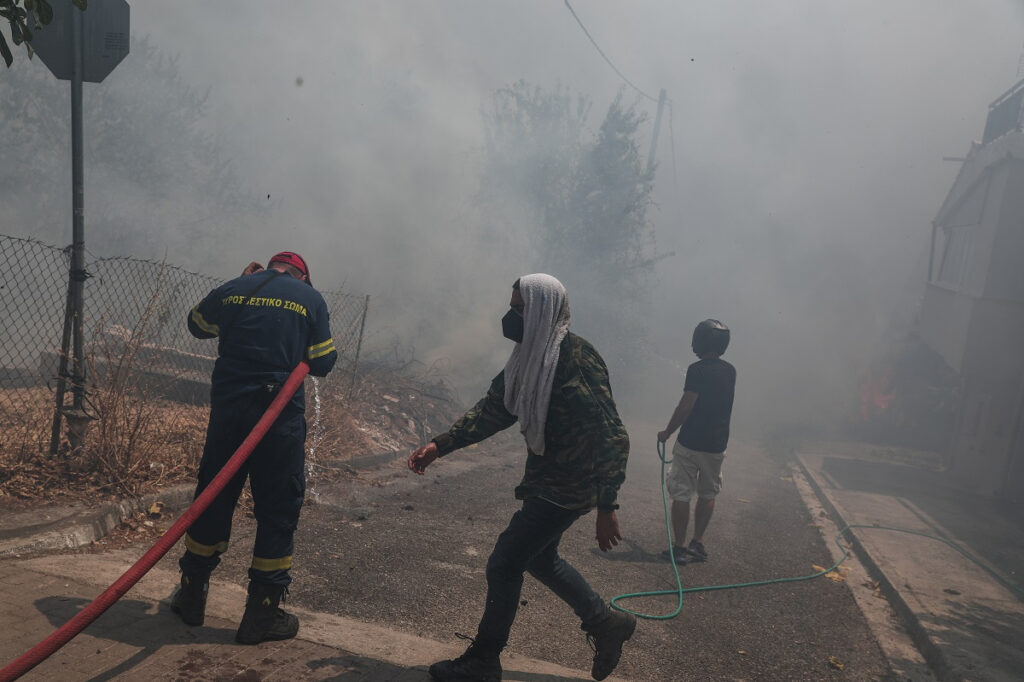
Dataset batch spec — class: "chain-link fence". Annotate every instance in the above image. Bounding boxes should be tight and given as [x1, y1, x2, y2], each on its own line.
[0, 234, 369, 467]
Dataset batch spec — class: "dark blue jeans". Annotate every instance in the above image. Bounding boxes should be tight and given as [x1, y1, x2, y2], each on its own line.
[475, 498, 610, 652]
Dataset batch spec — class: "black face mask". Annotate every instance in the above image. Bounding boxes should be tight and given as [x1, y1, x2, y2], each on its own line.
[502, 309, 524, 343]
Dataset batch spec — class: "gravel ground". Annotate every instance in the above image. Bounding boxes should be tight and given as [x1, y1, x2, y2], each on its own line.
[155, 435, 895, 681]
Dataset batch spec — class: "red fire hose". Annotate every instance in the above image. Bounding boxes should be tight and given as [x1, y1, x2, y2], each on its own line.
[0, 361, 310, 682]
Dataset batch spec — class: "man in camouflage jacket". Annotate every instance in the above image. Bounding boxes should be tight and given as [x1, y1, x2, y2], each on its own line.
[408, 274, 634, 682]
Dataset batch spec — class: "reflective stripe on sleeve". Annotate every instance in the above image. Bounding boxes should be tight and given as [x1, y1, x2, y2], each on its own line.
[190, 305, 220, 336]
[307, 338, 336, 359]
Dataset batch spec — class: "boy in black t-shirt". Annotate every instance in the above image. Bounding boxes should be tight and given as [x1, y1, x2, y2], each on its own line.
[657, 319, 736, 564]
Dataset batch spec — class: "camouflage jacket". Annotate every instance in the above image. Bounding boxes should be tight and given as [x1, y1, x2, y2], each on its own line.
[432, 332, 629, 512]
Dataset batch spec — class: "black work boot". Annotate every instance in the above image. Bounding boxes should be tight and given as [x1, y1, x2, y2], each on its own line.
[428, 638, 502, 682]
[170, 574, 209, 626]
[235, 582, 299, 645]
[586, 610, 637, 681]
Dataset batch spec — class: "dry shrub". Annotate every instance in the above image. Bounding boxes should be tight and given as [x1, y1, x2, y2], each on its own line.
[0, 387, 74, 503]
[306, 388, 378, 465]
[0, 380, 206, 504]
[0, 265, 207, 502]
[85, 387, 206, 495]
[78, 267, 208, 495]
[301, 363, 463, 475]
[1, 270, 462, 503]
[0, 387, 54, 460]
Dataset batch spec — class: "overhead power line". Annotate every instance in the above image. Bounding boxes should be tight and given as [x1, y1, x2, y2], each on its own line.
[667, 99, 678, 188]
[563, 0, 659, 103]
[563, 0, 678, 192]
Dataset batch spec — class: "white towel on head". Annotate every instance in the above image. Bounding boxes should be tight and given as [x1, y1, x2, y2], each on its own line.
[503, 273, 571, 456]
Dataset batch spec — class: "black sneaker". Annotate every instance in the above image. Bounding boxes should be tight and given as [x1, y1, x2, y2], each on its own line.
[687, 540, 708, 562]
[661, 546, 688, 565]
[428, 639, 501, 682]
[170, 574, 208, 626]
[586, 611, 637, 681]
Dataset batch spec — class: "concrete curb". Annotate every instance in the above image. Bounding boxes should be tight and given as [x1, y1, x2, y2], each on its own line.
[0, 448, 401, 561]
[0, 446, 417, 561]
[0, 447, 408, 561]
[793, 455, 955, 682]
[0, 484, 193, 559]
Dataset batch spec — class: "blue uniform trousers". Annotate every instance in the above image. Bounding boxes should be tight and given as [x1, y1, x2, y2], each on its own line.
[179, 388, 306, 587]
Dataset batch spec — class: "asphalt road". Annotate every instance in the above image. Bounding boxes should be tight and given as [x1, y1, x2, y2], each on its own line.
[160, 434, 894, 681]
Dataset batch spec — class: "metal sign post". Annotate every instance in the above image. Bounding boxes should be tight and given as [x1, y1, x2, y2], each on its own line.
[69, 3, 85, 418]
[33, 0, 130, 454]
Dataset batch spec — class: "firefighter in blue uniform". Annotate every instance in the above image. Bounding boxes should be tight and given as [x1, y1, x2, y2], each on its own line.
[170, 251, 338, 644]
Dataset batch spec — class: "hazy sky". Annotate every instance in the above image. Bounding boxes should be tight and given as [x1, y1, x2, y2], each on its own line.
[8, 1, 1024, 427]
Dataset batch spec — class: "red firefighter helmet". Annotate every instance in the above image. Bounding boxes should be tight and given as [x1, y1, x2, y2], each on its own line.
[268, 251, 311, 286]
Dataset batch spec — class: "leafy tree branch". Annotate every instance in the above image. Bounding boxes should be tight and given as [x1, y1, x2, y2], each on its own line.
[1, 0, 85, 68]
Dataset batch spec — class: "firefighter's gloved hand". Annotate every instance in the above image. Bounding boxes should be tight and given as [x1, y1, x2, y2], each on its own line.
[242, 261, 264, 276]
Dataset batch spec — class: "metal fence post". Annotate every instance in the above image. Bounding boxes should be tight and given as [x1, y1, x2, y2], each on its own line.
[49, 278, 75, 455]
[349, 295, 370, 394]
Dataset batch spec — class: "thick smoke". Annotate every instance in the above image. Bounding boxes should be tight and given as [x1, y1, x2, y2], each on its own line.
[3, 1, 1022, 433]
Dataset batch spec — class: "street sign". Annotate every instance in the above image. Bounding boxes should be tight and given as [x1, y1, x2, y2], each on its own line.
[31, 0, 129, 83]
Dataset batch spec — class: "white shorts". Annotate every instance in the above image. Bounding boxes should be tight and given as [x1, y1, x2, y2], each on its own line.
[666, 442, 725, 502]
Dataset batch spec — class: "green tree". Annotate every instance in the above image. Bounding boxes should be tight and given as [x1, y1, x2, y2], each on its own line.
[479, 80, 591, 249]
[558, 93, 657, 365]
[479, 83, 659, 372]
[553, 93, 656, 298]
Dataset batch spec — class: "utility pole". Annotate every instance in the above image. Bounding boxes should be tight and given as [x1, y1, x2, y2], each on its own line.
[646, 88, 668, 177]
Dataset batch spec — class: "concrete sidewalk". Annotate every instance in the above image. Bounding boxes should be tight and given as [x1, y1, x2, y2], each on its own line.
[0, 551, 608, 681]
[797, 446, 1024, 682]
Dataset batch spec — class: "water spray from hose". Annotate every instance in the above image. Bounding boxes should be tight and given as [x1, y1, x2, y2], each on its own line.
[306, 376, 327, 504]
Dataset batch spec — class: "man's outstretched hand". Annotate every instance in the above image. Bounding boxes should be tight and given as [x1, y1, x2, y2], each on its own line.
[408, 441, 439, 475]
[596, 510, 622, 552]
